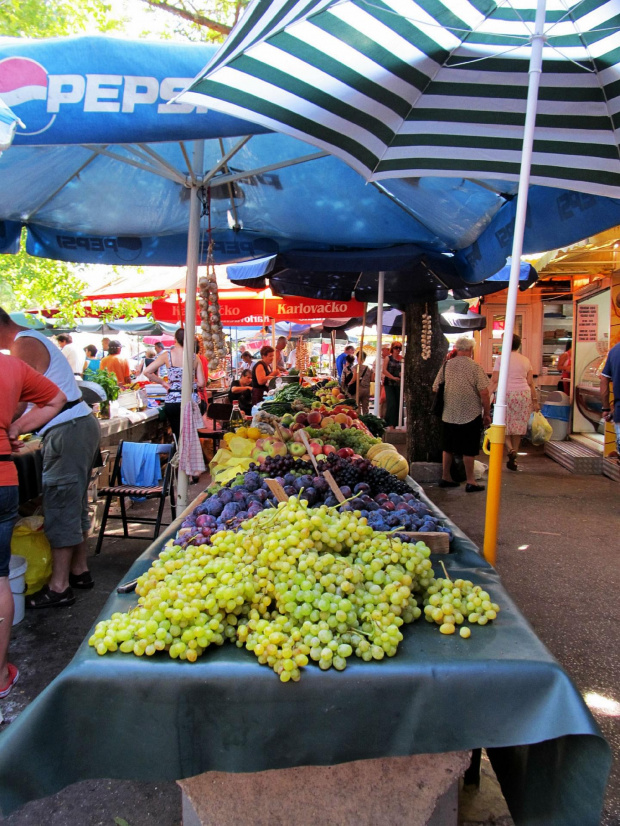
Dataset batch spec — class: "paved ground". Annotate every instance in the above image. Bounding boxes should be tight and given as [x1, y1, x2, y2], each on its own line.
[425, 445, 620, 826]
[1, 450, 618, 826]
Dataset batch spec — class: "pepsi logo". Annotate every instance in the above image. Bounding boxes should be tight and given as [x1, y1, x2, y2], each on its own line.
[0, 56, 54, 135]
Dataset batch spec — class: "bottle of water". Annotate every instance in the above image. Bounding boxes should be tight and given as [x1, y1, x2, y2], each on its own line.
[228, 401, 244, 431]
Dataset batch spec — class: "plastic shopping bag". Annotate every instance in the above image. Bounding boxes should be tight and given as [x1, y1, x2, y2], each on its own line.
[529, 411, 553, 446]
[10, 515, 52, 595]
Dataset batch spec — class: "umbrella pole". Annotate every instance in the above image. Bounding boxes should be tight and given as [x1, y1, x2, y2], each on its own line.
[331, 329, 336, 377]
[177, 140, 204, 511]
[483, 0, 546, 565]
[398, 311, 405, 428]
[373, 272, 385, 415]
[356, 303, 367, 409]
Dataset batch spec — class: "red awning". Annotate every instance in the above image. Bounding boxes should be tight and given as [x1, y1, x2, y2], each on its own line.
[152, 295, 365, 326]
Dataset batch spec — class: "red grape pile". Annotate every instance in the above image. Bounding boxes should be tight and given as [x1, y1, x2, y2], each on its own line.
[323, 454, 412, 496]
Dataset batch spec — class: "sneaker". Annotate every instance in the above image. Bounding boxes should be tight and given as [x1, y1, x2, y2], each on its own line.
[0, 664, 19, 698]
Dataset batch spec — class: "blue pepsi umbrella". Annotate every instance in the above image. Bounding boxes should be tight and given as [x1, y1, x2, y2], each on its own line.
[2, 36, 620, 282]
[0, 96, 22, 153]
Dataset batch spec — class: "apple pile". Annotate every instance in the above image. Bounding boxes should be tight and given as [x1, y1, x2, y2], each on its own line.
[276, 408, 379, 462]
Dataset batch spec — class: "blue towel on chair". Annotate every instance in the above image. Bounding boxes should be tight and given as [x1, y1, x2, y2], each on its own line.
[120, 442, 163, 491]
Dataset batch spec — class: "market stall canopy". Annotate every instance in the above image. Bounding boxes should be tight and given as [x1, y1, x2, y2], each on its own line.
[187, 0, 620, 195]
[183, 0, 620, 282]
[2, 37, 620, 284]
[348, 305, 486, 336]
[227, 255, 538, 303]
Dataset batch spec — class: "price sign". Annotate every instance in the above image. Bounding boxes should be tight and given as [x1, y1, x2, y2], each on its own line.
[577, 304, 598, 342]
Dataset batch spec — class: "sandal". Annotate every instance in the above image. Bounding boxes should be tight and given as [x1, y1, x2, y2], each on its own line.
[69, 571, 94, 590]
[507, 451, 518, 471]
[465, 483, 485, 493]
[26, 585, 75, 609]
[0, 664, 19, 699]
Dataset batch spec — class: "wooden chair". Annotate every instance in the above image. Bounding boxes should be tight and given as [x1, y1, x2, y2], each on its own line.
[95, 440, 176, 554]
[198, 401, 233, 455]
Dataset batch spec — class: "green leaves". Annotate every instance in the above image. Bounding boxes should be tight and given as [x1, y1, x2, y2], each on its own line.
[87, 368, 120, 401]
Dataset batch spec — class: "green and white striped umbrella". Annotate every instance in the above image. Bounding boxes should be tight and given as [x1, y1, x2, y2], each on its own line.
[185, 0, 620, 198]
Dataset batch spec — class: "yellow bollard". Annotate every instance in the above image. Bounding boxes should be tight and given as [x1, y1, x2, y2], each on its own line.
[482, 424, 506, 566]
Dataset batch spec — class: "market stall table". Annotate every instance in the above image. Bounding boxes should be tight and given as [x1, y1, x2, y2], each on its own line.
[0, 486, 610, 825]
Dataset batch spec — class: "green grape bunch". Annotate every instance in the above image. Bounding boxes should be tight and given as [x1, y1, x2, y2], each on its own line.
[89, 498, 501, 681]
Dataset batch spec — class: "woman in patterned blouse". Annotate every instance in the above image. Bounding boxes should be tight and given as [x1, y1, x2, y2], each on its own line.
[433, 337, 491, 492]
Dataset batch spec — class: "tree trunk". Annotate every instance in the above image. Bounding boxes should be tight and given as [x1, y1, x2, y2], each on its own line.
[404, 301, 448, 463]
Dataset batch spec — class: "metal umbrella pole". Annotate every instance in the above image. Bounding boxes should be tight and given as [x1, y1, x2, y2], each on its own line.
[177, 140, 204, 511]
[483, 0, 547, 565]
[373, 272, 385, 415]
[398, 311, 406, 428]
[356, 302, 367, 410]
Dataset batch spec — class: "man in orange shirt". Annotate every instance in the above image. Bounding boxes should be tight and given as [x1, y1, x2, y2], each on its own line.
[0, 353, 66, 698]
[100, 340, 131, 387]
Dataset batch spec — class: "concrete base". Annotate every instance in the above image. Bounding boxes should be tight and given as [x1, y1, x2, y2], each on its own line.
[409, 462, 443, 483]
[178, 751, 470, 826]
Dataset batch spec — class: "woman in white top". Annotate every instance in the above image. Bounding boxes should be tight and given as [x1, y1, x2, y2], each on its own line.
[489, 334, 539, 472]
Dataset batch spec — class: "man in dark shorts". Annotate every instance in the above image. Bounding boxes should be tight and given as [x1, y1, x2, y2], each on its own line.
[0, 309, 101, 608]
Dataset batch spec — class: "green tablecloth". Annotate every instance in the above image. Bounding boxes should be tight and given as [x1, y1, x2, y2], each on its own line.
[0, 485, 610, 824]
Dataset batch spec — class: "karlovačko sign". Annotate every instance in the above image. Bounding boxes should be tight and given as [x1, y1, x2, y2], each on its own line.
[152, 297, 364, 325]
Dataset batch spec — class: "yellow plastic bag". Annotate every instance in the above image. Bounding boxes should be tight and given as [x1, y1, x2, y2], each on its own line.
[529, 411, 553, 446]
[10, 516, 52, 595]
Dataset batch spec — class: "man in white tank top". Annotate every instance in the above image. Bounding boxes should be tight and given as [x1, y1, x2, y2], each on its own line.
[0, 309, 101, 608]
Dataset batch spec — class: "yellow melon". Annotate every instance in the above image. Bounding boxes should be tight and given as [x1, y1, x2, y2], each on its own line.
[366, 442, 398, 461]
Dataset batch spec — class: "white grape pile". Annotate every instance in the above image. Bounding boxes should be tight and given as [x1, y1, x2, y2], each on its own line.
[423, 576, 500, 637]
[89, 497, 499, 680]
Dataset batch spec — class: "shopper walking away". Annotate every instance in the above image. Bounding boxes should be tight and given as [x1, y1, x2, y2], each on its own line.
[433, 336, 491, 492]
[144, 328, 205, 443]
[489, 334, 539, 471]
[0, 353, 66, 695]
[383, 342, 403, 429]
[0, 308, 101, 608]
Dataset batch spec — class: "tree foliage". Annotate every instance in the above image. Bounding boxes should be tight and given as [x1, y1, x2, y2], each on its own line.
[0, 0, 120, 38]
[138, 0, 248, 41]
[0, 232, 152, 325]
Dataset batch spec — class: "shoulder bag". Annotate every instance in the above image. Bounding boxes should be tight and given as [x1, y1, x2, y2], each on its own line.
[431, 364, 446, 417]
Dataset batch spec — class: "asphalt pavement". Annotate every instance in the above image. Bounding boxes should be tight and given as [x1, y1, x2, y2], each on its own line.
[1, 450, 618, 826]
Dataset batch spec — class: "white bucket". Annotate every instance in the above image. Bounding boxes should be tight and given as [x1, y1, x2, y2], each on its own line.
[9, 555, 27, 626]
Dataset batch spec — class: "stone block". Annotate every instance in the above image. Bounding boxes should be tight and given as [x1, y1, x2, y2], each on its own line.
[178, 751, 470, 826]
[409, 462, 443, 483]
